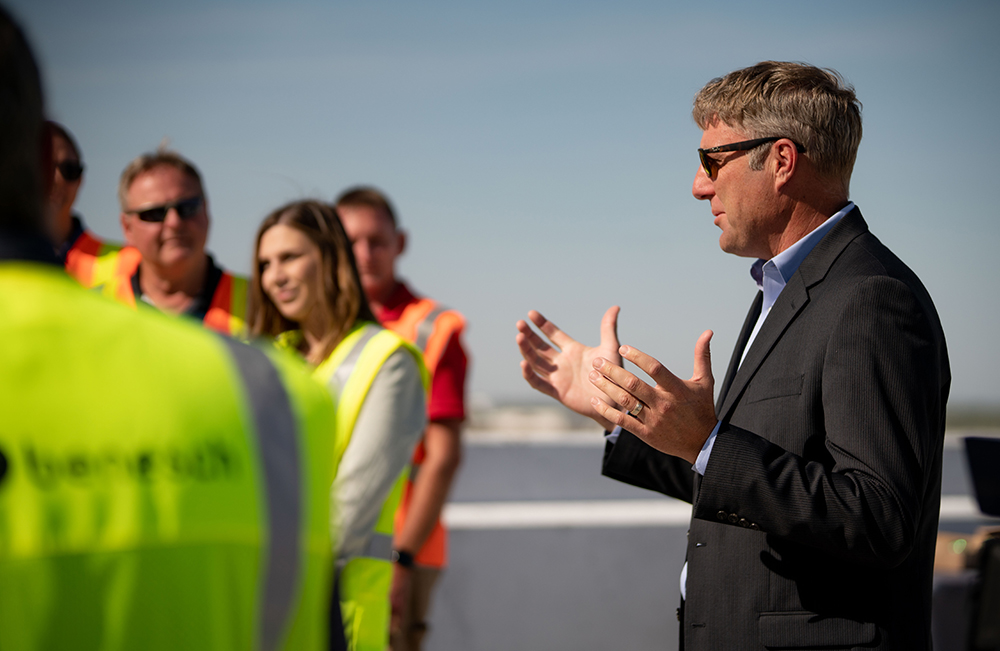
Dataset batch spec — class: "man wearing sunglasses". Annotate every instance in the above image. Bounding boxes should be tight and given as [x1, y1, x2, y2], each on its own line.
[46, 121, 129, 288]
[99, 149, 247, 337]
[517, 61, 949, 650]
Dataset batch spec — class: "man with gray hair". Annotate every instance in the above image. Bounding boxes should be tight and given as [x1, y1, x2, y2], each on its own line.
[99, 148, 247, 337]
[518, 61, 949, 650]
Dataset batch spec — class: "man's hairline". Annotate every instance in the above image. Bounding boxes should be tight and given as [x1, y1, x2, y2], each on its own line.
[121, 163, 207, 214]
[337, 201, 399, 235]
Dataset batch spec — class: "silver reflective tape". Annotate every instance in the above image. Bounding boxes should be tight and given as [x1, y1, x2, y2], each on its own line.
[327, 324, 381, 398]
[413, 305, 445, 353]
[334, 533, 392, 568]
[362, 532, 394, 562]
[221, 338, 301, 651]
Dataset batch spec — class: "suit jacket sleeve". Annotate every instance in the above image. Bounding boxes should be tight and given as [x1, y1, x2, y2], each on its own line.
[603, 429, 695, 504]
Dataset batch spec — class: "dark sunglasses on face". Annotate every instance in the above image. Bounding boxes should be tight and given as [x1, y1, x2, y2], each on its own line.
[127, 196, 204, 223]
[56, 160, 84, 182]
[698, 137, 805, 180]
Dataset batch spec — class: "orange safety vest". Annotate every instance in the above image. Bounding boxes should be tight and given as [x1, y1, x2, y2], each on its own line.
[64, 230, 132, 289]
[98, 250, 248, 338]
[202, 272, 248, 337]
[382, 297, 465, 568]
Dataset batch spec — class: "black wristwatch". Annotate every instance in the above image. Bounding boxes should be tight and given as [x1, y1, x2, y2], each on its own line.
[391, 549, 415, 569]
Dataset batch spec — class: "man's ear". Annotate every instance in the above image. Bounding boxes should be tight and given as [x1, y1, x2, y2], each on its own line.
[120, 213, 134, 245]
[203, 197, 211, 228]
[773, 138, 799, 190]
[396, 228, 407, 256]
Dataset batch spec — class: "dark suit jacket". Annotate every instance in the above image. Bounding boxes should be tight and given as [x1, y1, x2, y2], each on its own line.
[603, 208, 950, 650]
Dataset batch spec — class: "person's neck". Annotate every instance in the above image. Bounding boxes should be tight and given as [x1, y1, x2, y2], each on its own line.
[53, 208, 74, 248]
[367, 280, 400, 315]
[300, 309, 334, 364]
[138, 255, 208, 314]
[769, 192, 849, 259]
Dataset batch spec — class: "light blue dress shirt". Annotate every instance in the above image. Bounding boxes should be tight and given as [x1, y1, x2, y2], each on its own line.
[691, 202, 852, 475]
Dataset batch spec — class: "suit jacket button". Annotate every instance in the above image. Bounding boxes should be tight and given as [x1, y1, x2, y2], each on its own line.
[728, 513, 739, 524]
[717, 511, 727, 521]
[749, 523, 760, 531]
[738, 518, 750, 528]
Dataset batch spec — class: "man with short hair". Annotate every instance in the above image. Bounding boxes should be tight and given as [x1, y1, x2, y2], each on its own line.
[0, 7, 344, 649]
[101, 149, 247, 336]
[336, 187, 468, 651]
[47, 121, 127, 288]
[517, 61, 949, 650]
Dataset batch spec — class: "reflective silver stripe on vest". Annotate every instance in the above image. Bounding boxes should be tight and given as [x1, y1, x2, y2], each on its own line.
[413, 304, 446, 353]
[327, 324, 381, 397]
[335, 533, 393, 572]
[221, 338, 301, 651]
[362, 532, 394, 562]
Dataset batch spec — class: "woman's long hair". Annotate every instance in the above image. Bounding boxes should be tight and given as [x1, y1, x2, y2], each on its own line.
[248, 200, 376, 365]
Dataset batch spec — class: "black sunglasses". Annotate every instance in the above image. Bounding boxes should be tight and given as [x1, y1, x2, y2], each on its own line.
[127, 196, 204, 223]
[56, 160, 84, 182]
[698, 137, 805, 180]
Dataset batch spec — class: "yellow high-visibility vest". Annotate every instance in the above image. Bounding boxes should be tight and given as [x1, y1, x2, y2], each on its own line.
[0, 252, 336, 651]
[313, 322, 428, 651]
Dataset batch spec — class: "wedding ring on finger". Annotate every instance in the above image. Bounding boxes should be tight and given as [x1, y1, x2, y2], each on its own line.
[629, 402, 644, 417]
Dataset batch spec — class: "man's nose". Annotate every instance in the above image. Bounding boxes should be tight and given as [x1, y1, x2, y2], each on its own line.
[353, 241, 370, 263]
[162, 206, 190, 229]
[163, 207, 182, 225]
[692, 165, 714, 201]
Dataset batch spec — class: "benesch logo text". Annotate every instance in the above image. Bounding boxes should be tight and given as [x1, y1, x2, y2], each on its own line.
[20, 440, 243, 490]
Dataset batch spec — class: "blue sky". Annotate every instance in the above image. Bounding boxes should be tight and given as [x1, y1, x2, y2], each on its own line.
[11, 0, 1000, 408]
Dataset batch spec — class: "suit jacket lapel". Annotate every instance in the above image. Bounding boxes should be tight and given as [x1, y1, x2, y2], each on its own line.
[716, 207, 870, 423]
[716, 292, 762, 414]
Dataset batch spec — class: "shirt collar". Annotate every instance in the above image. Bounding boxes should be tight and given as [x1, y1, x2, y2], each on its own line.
[750, 202, 854, 314]
[56, 214, 86, 263]
[374, 280, 415, 323]
[0, 231, 60, 266]
[133, 253, 223, 320]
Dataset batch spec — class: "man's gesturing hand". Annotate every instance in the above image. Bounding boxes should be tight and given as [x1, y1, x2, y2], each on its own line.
[516, 306, 622, 431]
[588, 330, 718, 463]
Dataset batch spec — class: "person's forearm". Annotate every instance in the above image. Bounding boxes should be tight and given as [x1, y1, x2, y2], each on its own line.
[394, 419, 462, 554]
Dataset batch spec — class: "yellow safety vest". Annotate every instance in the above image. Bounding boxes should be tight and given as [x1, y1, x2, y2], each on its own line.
[0, 253, 336, 651]
[313, 322, 428, 651]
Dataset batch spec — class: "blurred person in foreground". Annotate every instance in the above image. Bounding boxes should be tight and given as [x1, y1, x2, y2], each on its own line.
[336, 187, 468, 651]
[98, 148, 247, 337]
[0, 7, 342, 649]
[249, 199, 427, 651]
[47, 120, 127, 287]
[517, 61, 949, 650]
